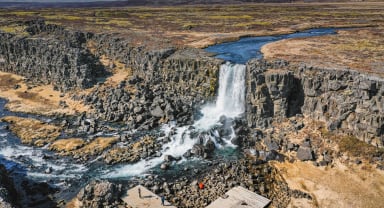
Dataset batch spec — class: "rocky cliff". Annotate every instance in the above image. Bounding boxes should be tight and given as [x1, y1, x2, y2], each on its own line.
[80, 31, 222, 127]
[0, 20, 105, 92]
[246, 60, 384, 147]
[0, 20, 221, 129]
[88, 34, 221, 99]
[1, 20, 383, 146]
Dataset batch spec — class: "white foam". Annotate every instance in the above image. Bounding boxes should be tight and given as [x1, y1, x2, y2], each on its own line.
[104, 157, 163, 178]
[27, 172, 81, 179]
[103, 63, 246, 178]
[0, 143, 88, 180]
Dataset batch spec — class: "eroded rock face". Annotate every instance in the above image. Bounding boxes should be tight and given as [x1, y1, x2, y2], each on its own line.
[0, 20, 106, 92]
[246, 60, 297, 128]
[299, 67, 384, 146]
[80, 44, 222, 127]
[246, 60, 384, 147]
[77, 180, 125, 208]
[0, 20, 222, 132]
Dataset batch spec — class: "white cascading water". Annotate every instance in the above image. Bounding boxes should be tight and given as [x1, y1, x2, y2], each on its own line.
[0, 133, 88, 183]
[104, 62, 246, 178]
[194, 63, 246, 130]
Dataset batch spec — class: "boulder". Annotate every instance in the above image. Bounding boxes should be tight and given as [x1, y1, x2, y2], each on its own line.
[151, 105, 165, 118]
[191, 144, 205, 157]
[231, 136, 243, 146]
[296, 147, 314, 161]
[205, 139, 216, 152]
[0, 165, 16, 208]
[164, 155, 176, 162]
[77, 180, 124, 208]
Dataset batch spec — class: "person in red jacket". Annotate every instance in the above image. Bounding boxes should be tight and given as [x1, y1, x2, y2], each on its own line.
[199, 182, 204, 190]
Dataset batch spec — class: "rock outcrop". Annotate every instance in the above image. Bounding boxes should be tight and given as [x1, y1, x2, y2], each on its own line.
[0, 20, 221, 130]
[76, 180, 125, 208]
[79, 40, 222, 128]
[142, 160, 309, 208]
[246, 60, 384, 147]
[0, 20, 106, 92]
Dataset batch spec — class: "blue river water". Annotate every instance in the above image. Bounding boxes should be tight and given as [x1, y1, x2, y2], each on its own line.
[205, 28, 341, 64]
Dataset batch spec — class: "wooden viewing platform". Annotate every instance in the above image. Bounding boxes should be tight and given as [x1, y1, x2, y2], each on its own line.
[206, 186, 271, 208]
[122, 185, 176, 208]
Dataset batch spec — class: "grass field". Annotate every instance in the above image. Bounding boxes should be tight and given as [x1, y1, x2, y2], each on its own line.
[0, 2, 383, 71]
[1, 3, 383, 46]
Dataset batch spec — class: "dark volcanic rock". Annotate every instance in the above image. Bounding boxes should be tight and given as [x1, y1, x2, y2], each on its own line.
[296, 146, 314, 161]
[246, 60, 384, 147]
[156, 160, 292, 208]
[0, 165, 16, 208]
[77, 180, 125, 208]
[0, 20, 106, 92]
[150, 105, 165, 118]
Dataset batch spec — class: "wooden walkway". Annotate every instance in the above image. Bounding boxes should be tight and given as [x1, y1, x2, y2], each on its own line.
[206, 186, 271, 208]
[122, 185, 176, 208]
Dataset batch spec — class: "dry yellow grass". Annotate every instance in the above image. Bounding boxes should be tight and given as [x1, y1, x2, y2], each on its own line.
[0, 71, 90, 115]
[0, 116, 61, 147]
[99, 55, 133, 86]
[262, 28, 384, 74]
[0, 73, 20, 88]
[2, 2, 384, 49]
[273, 160, 384, 208]
[49, 138, 85, 152]
[71, 137, 118, 156]
[269, 117, 384, 208]
[103, 135, 156, 164]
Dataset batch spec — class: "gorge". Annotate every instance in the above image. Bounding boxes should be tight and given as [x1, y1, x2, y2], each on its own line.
[0, 18, 383, 208]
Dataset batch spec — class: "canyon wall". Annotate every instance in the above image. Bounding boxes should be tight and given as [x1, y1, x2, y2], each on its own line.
[0, 21, 221, 129]
[82, 28, 222, 128]
[0, 20, 383, 146]
[0, 20, 105, 92]
[89, 34, 222, 98]
[246, 60, 384, 147]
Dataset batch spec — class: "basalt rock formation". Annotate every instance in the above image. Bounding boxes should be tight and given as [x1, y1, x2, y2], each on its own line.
[0, 20, 221, 129]
[1, 20, 383, 146]
[0, 20, 105, 92]
[80, 48, 221, 127]
[76, 180, 125, 208]
[246, 59, 384, 147]
[85, 34, 221, 126]
[1, 19, 384, 208]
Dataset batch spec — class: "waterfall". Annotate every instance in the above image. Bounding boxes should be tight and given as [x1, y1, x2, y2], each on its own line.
[103, 62, 246, 178]
[217, 63, 246, 114]
[195, 62, 246, 130]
